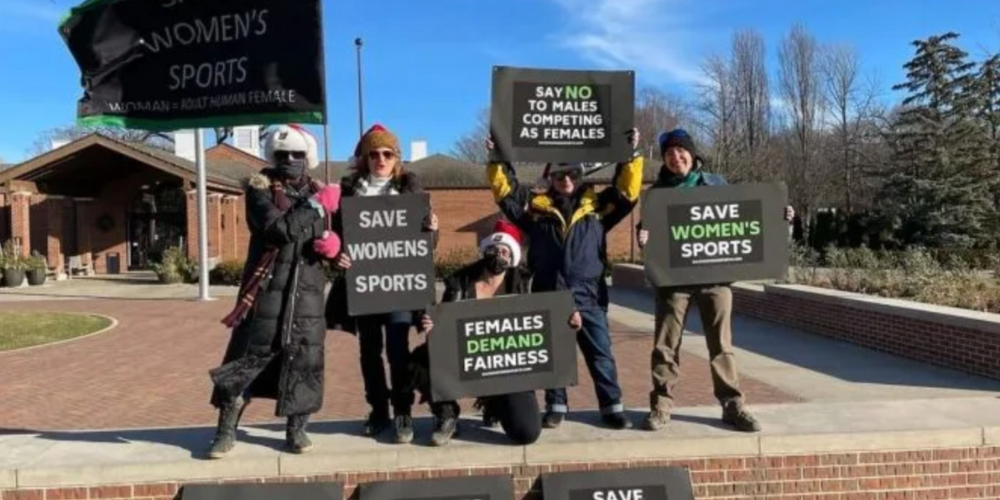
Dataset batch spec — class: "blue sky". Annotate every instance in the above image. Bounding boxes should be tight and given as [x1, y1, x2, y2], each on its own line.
[0, 0, 998, 164]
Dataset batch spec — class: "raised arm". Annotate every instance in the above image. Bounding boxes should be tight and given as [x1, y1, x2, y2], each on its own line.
[596, 129, 644, 232]
[485, 138, 535, 233]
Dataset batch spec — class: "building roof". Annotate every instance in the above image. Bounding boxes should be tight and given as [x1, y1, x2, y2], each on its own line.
[2, 132, 665, 195]
[0, 134, 261, 194]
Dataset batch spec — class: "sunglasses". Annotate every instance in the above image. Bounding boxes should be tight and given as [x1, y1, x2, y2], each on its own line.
[368, 150, 396, 160]
[551, 170, 582, 181]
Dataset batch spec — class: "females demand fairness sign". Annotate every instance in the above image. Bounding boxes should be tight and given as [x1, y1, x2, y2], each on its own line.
[428, 291, 578, 401]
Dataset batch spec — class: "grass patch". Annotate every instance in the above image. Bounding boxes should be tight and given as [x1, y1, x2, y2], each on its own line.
[0, 312, 112, 351]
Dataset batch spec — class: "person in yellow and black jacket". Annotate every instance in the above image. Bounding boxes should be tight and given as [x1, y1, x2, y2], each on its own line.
[484, 128, 643, 430]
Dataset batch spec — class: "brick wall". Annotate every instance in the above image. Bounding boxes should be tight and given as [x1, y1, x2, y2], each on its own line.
[171, 185, 645, 268]
[3, 446, 998, 500]
[426, 187, 641, 262]
[730, 285, 1000, 381]
[610, 263, 1000, 382]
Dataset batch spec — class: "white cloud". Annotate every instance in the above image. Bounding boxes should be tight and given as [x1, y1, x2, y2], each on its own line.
[545, 0, 711, 86]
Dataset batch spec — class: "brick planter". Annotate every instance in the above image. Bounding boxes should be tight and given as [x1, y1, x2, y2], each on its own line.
[611, 264, 1000, 380]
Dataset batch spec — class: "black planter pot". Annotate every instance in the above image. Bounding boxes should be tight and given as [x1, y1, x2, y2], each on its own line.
[3, 268, 25, 288]
[27, 268, 46, 286]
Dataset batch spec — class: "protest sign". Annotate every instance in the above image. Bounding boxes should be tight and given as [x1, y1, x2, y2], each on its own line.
[341, 193, 436, 316]
[428, 291, 578, 401]
[59, 0, 325, 130]
[542, 467, 694, 500]
[641, 182, 789, 287]
[489, 66, 634, 164]
[181, 482, 342, 500]
[360, 474, 513, 500]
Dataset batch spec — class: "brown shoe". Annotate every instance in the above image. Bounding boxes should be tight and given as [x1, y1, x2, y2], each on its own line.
[642, 409, 670, 431]
[722, 402, 761, 432]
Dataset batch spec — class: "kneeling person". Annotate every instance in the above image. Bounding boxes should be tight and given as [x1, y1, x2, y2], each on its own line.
[411, 220, 581, 446]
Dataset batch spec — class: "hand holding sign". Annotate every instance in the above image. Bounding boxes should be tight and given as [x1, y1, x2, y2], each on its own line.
[569, 311, 582, 330]
[424, 213, 439, 231]
[335, 252, 352, 269]
[420, 314, 434, 333]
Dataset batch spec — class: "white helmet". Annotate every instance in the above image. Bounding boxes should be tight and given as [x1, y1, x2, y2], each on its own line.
[264, 124, 319, 170]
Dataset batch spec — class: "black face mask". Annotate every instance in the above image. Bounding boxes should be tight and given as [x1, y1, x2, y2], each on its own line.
[274, 151, 308, 180]
[483, 251, 510, 275]
[275, 159, 307, 181]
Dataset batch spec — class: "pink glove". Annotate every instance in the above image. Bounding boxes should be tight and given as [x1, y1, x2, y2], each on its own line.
[313, 231, 342, 259]
[311, 184, 341, 213]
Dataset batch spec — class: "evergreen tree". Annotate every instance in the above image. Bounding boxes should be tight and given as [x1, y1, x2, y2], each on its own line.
[878, 32, 994, 248]
[973, 54, 1000, 214]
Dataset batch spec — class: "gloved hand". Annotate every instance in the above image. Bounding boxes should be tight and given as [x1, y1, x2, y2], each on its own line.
[311, 184, 341, 213]
[313, 231, 342, 259]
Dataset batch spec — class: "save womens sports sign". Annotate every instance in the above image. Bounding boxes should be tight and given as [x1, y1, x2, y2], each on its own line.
[640, 182, 789, 287]
[59, 0, 326, 130]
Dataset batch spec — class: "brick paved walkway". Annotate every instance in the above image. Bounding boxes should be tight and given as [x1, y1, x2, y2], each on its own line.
[0, 299, 800, 432]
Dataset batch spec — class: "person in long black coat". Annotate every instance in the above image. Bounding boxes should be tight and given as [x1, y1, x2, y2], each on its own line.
[206, 124, 343, 459]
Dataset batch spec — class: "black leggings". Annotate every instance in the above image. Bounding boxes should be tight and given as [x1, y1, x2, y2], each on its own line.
[432, 391, 542, 445]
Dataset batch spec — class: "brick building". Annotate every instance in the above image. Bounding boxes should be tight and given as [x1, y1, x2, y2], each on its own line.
[0, 133, 657, 276]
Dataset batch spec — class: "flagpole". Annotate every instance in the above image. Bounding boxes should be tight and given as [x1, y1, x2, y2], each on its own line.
[194, 127, 211, 301]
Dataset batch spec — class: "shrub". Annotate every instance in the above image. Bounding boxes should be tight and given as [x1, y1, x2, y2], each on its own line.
[786, 243, 1000, 313]
[150, 246, 196, 284]
[210, 260, 244, 286]
[435, 247, 480, 278]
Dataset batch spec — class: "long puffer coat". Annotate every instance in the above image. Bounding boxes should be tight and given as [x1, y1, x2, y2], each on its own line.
[209, 168, 329, 417]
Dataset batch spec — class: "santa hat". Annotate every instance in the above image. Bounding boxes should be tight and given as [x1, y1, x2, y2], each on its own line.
[480, 219, 523, 267]
[264, 124, 319, 169]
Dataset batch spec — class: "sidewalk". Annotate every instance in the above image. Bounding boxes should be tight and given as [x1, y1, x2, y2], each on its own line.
[3, 396, 1000, 488]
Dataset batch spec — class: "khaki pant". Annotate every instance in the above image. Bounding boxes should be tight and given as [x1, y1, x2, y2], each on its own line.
[650, 285, 743, 412]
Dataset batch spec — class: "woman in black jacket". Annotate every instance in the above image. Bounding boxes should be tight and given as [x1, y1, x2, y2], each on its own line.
[208, 124, 342, 458]
[325, 123, 439, 444]
[411, 220, 581, 446]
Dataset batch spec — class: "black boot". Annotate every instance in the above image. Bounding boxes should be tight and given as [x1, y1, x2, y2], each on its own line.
[286, 414, 314, 454]
[207, 395, 246, 459]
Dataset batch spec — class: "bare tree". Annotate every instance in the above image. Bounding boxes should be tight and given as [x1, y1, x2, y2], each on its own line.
[28, 124, 173, 157]
[451, 108, 490, 164]
[633, 87, 691, 160]
[820, 44, 882, 212]
[731, 29, 772, 159]
[694, 54, 742, 179]
[777, 24, 825, 211]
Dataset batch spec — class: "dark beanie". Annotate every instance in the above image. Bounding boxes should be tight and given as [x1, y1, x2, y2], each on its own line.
[658, 128, 698, 157]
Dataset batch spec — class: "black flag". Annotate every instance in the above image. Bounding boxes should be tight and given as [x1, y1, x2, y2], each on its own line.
[59, 0, 326, 131]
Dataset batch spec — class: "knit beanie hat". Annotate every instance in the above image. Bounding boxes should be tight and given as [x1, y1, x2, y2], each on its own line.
[658, 128, 699, 158]
[353, 124, 401, 160]
[480, 219, 524, 267]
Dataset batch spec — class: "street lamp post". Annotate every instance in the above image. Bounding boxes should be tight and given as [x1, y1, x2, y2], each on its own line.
[355, 37, 364, 138]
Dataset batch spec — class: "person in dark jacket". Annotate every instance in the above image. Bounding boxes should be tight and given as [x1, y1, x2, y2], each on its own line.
[484, 128, 643, 430]
[207, 124, 343, 458]
[635, 128, 794, 433]
[410, 220, 581, 446]
[325, 123, 439, 444]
